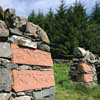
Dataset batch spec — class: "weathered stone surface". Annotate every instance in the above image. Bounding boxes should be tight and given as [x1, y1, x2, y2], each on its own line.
[32, 65, 52, 70]
[0, 93, 11, 100]
[0, 66, 3, 68]
[4, 8, 15, 17]
[16, 92, 25, 96]
[25, 90, 33, 96]
[9, 28, 23, 36]
[14, 16, 27, 31]
[11, 44, 53, 67]
[18, 65, 32, 70]
[25, 22, 38, 37]
[4, 62, 18, 69]
[0, 68, 12, 91]
[14, 96, 32, 100]
[37, 26, 50, 44]
[0, 58, 10, 65]
[78, 63, 92, 72]
[78, 74, 93, 83]
[0, 6, 4, 20]
[37, 43, 50, 52]
[4, 8, 16, 28]
[0, 20, 9, 37]
[0, 42, 12, 58]
[9, 35, 37, 49]
[12, 70, 55, 92]
[33, 87, 55, 99]
[43, 95, 55, 100]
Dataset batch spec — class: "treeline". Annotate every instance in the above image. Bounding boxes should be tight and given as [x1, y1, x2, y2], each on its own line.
[28, 0, 100, 58]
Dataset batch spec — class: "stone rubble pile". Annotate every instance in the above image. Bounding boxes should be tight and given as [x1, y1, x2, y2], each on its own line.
[69, 47, 100, 87]
[0, 6, 55, 100]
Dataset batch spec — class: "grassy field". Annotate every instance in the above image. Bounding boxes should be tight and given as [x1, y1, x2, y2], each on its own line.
[53, 64, 100, 100]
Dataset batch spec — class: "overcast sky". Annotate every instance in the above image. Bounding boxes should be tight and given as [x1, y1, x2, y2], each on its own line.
[0, 0, 100, 17]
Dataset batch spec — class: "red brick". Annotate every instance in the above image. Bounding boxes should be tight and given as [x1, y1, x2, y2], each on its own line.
[11, 44, 53, 67]
[78, 63, 92, 72]
[78, 74, 93, 83]
[12, 70, 55, 92]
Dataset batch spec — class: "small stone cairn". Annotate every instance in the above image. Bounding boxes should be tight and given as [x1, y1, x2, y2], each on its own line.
[69, 47, 100, 87]
[0, 7, 55, 100]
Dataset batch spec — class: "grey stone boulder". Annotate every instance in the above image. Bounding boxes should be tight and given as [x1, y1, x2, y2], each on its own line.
[43, 95, 55, 100]
[37, 42, 50, 52]
[18, 65, 32, 70]
[0, 20, 9, 37]
[14, 16, 27, 32]
[0, 93, 11, 100]
[25, 22, 38, 38]
[4, 8, 16, 28]
[33, 87, 55, 100]
[0, 63, 18, 70]
[8, 35, 37, 49]
[3, 62, 18, 69]
[16, 92, 25, 96]
[14, 96, 32, 100]
[0, 6, 4, 20]
[37, 26, 50, 44]
[9, 28, 23, 36]
[0, 68, 12, 92]
[25, 90, 33, 96]
[0, 42, 12, 58]
[0, 58, 10, 65]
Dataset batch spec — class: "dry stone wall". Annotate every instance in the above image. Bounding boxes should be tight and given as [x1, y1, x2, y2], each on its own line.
[69, 47, 98, 87]
[0, 7, 55, 100]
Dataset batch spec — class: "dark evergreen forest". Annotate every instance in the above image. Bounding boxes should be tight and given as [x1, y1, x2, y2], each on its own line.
[28, 0, 100, 59]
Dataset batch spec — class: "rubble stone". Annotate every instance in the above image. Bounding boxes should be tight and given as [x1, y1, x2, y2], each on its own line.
[37, 43, 50, 52]
[0, 42, 12, 58]
[33, 87, 55, 99]
[0, 93, 11, 100]
[37, 26, 50, 44]
[0, 6, 4, 20]
[18, 65, 32, 70]
[43, 95, 55, 100]
[0, 58, 10, 65]
[3, 62, 18, 69]
[14, 96, 32, 100]
[14, 16, 27, 32]
[25, 22, 38, 37]
[9, 28, 23, 36]
[4, 8, 16, 28]
[0, 20, 9, 37]
[0, 68, 12, 91]
[9, 35, 37, 49]
[16, 92, 25, 96]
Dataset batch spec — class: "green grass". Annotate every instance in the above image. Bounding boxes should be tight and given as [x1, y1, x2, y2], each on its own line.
[53, 64, 100, 100]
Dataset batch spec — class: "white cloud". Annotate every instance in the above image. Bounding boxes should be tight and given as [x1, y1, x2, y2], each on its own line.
[0, 0, 99, 17]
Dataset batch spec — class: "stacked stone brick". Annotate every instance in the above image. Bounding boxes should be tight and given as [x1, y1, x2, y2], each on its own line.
[0, 7, 55, 100]
[69, 47, 98, 87]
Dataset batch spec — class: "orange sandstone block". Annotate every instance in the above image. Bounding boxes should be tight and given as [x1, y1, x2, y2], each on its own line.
[78, 63, 92, 72]
[78, 74, 93, 83]
[11, 44, 53, 67]
[12, 70, 55, 92]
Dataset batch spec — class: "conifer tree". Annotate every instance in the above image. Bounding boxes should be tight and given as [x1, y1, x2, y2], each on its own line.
[91, 3, 100, 24]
